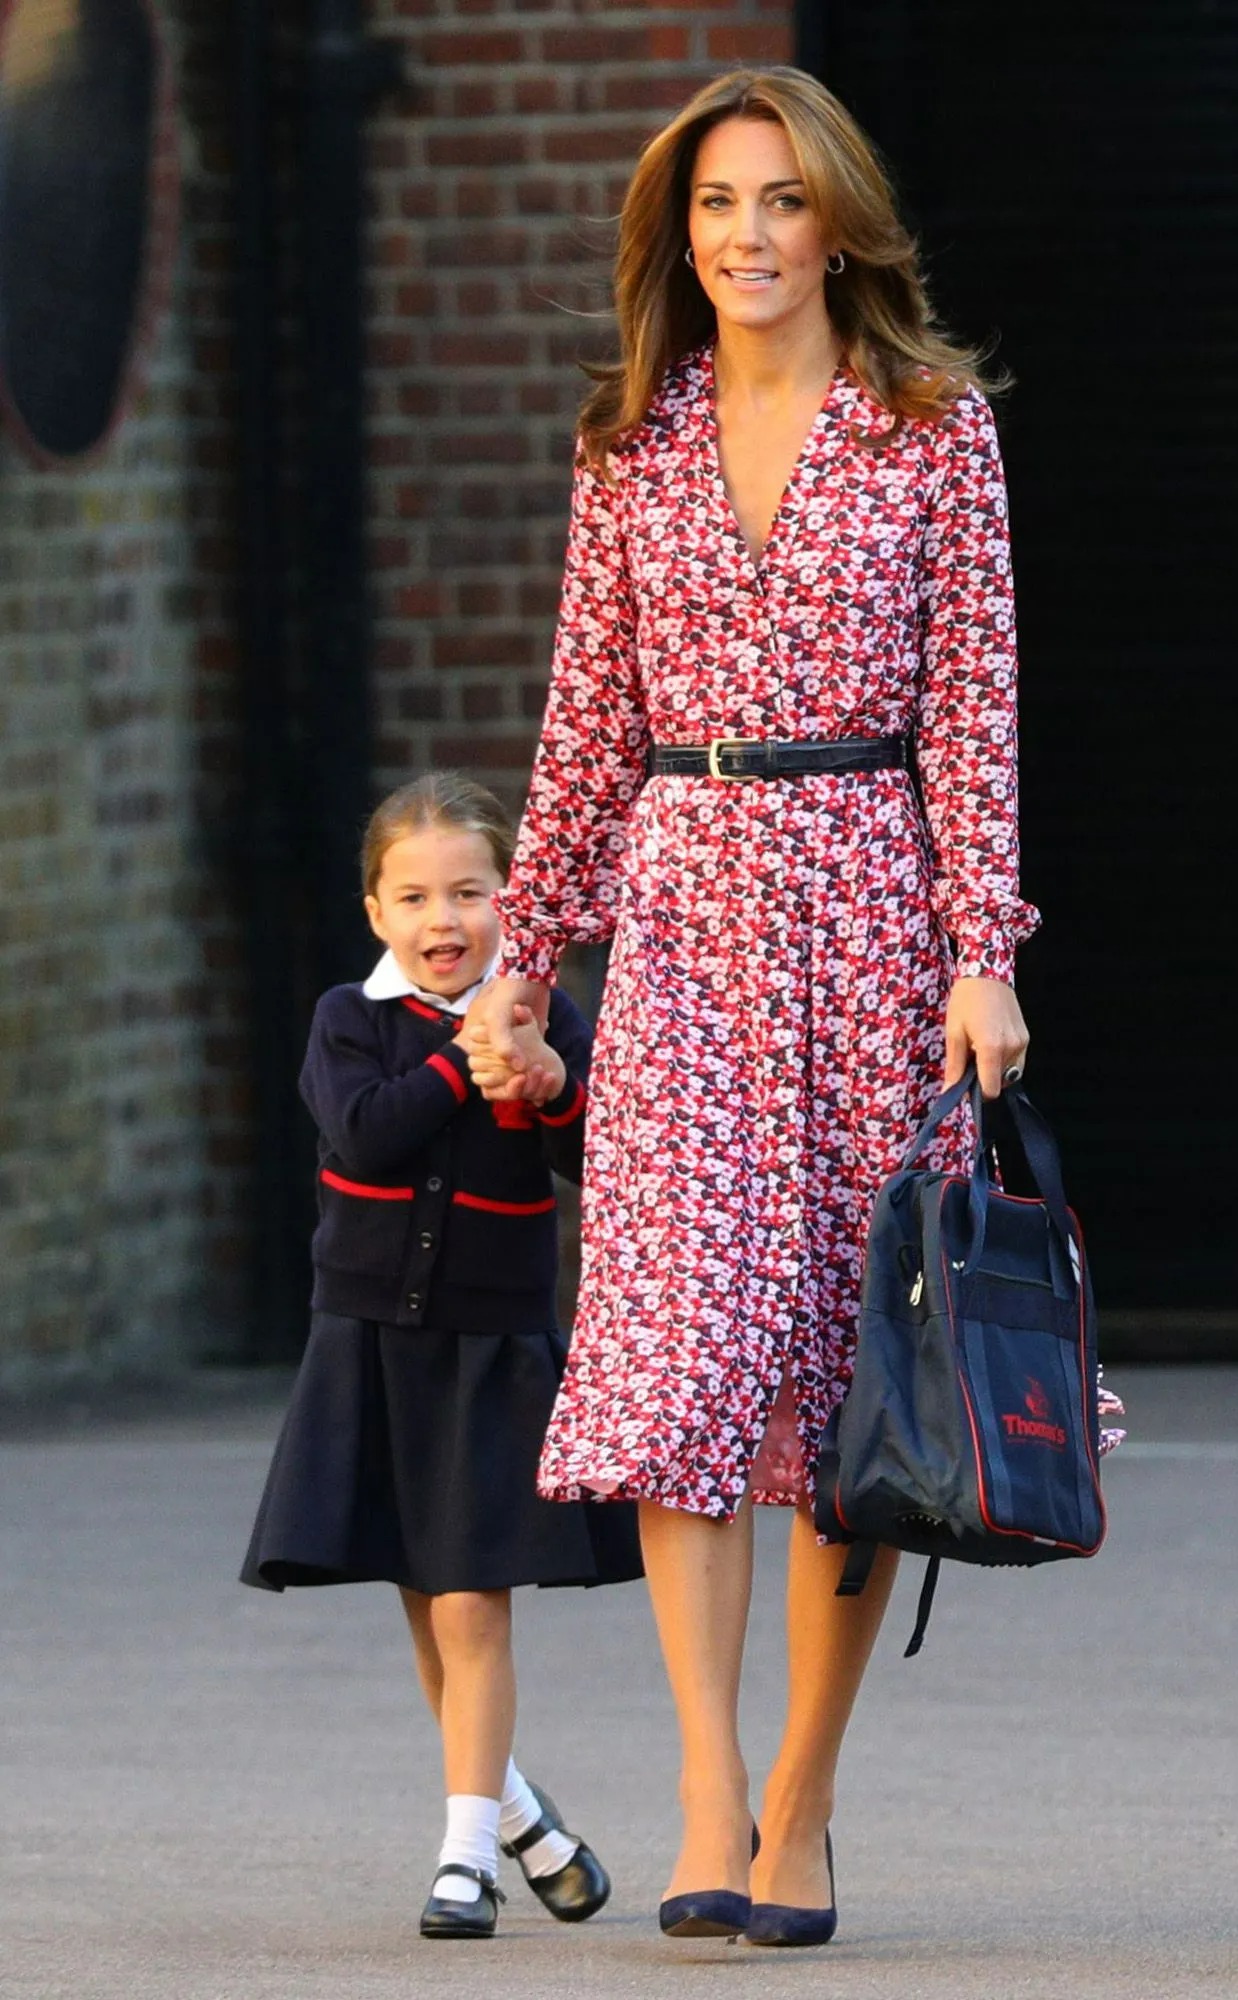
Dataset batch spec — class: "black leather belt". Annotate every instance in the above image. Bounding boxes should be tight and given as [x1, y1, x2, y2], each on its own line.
[650, 735, 906, 781]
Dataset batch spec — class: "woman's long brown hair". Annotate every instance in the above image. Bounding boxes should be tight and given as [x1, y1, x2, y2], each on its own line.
[578, 66, 1005, 470]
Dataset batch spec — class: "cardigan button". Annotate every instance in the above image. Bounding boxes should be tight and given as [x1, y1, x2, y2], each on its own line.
[426, 1175, 444, 1193]
[419, 1232, 435, 1251]
[406, 1291, 422, 1311]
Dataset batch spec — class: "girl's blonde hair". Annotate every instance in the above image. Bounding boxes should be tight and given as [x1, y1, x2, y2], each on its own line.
[579, 65, 1004, 468]
[361, 773, 516, 896]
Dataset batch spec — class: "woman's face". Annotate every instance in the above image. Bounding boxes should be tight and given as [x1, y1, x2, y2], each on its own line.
[687, 116, 832, 340]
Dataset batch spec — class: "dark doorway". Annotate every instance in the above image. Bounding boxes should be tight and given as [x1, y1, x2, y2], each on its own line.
[799, 3, 1236, 1343]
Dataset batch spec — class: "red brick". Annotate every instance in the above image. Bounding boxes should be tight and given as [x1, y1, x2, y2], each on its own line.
[396, 682, 445, 721]
[449, 81, 502, 117]
[515, 175, 572, 217]
[369, 132, 409, 170]
[438, 429, 530, 464]
[374, 635, 416, 672]
[395, 279, 435, 315]
[372, 534, 411, 568]
[421, 30, 525, 64]
[434, 733, 537, 771]
[400, 184, 439, 220]
[519, 379, 572, 415]
[457, 277, 501, 314]
[602, 70, 704, 113]
[540, 26, 649, 62]
[456, 581, 509, 617]
[391, 582, 446, 618]
[515, 75, 564, 114]
[649, 25, 692, 60]
[542, 122, 653, 165]
[427, 129, 527, 169]
[429, 330, 530, 367]
[370, 329, 416, 367]
[427, 226, 529, 267]
[395, 480, 431, 517]
[433, 629, 536, 670]
[462, 682, 506, 722]
[455, 178, 503, 219]
[518, 575, 562, 618]
[706, 22, 793, 61]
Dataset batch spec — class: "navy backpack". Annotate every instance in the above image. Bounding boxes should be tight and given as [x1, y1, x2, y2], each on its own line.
[815, 1066, 1107, 1655]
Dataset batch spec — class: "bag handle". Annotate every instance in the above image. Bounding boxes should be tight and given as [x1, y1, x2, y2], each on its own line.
[903, 1065, 1076, 1277]
[985, 1082, 1076, 1265]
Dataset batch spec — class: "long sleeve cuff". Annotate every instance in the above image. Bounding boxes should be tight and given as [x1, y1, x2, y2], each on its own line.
[537, 1073, 587, 1128]
[951, 928, 1019, 985]
[497, 930, 565, 986]
[425, 1041, 475, 1105]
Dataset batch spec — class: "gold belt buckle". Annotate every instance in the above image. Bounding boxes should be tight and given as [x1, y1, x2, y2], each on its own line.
[706, 735, 760, 781]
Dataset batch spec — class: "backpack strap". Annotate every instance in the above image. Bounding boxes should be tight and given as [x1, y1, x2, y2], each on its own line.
[903, 1556, 942, 1659]
[837, 1545, 942, 1658]
[834, 1540, 878, 1597]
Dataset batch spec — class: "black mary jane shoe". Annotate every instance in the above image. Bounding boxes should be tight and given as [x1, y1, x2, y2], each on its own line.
[500, 1782, 611, 1923]
[419, 1863, 505, 1940]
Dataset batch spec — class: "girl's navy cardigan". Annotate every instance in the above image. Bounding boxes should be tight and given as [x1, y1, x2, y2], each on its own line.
[299, 984, 591, 1335]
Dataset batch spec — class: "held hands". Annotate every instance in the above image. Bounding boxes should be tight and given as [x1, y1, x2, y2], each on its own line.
[944, 977, 1030, 1100]
[459, 979, 561, 1107]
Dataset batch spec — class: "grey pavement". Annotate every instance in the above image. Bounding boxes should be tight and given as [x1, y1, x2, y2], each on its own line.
[2, 1367, 1235, 2000]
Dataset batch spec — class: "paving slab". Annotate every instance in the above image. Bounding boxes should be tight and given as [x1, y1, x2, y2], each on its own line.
[2, 1366, 1235, 1999]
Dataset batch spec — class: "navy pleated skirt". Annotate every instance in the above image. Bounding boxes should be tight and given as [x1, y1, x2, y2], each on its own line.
[240, 1312, 643, 1596]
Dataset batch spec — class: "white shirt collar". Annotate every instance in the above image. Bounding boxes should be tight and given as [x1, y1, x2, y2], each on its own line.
[362, 948, 501, 1018]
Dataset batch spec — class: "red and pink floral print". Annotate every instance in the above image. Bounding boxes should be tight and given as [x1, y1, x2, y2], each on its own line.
[495, 347, 1102, 1522]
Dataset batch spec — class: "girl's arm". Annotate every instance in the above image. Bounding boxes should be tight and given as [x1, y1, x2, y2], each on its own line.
[299, 987, 474, 1180]
[493, 453, 649, 988]
[915, 388, 1041, 986]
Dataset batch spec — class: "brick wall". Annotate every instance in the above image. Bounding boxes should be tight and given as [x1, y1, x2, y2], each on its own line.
[0, 4, 246, 1383]
[364, 0, 793, 810]
[0, 0, 795, 1381]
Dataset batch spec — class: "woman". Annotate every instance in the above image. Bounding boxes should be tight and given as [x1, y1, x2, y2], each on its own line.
[465, 67, 1036, 1943]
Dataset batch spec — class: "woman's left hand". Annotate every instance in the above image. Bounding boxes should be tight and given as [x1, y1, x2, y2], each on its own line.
[943, 977, 1030, 1099]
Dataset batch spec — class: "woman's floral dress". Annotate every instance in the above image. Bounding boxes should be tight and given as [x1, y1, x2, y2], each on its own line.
[496, 346, 1122, 1522]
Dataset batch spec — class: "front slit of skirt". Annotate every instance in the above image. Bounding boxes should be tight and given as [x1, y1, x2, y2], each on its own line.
[749, 1368, 809, 1505]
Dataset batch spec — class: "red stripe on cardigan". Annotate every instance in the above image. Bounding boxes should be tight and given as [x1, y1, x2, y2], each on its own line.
[538, 1077, 587, 1128]
[321, 1168, 414, 1201]
[452, 1191, 556, 1216]
[427, 1048, 469, 1102]
[401, 995, 449, 1022]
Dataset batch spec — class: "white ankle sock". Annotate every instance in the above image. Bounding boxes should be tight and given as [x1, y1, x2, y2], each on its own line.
[436, 1793, 501, 1904]
[499, 1760, 578, 1880]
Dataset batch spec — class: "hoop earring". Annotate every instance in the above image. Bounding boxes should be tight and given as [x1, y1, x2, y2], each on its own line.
[684, 246, 696, 270]
[826, 250, 846, 275]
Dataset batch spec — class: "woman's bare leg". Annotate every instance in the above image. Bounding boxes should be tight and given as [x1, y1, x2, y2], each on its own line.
[750, 1506, 898, 1908]
[638, 1495, 755, 1899]
[399, 1587, 444, 1719]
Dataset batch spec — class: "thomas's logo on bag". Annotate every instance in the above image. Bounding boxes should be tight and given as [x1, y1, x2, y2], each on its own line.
[1001, 1377, 1066, 1448]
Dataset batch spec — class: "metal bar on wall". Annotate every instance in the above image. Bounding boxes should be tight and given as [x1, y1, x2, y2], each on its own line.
[300, 3, 403, 991]
[233, 0, 305, 1359]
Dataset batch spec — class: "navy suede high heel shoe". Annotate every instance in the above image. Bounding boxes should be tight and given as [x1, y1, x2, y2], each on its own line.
[657, 1822, 760, 1939]
[744, 1829, 837, 1948]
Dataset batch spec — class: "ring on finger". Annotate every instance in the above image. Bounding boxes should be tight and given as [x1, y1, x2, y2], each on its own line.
[1002, 1063, 1024, 1086]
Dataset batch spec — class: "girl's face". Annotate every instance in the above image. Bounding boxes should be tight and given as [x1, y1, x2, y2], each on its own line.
[365, 824, 503, 998]
[687, 116, 832, 340]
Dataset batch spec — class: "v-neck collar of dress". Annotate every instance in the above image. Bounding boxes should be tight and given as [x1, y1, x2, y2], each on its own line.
[696, 342, 853, 576]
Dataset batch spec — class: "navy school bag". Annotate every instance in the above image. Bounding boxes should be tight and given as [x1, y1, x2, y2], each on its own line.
[814, 1065, 1107, 1656]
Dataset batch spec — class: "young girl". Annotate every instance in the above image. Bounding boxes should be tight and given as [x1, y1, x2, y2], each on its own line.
[241, 773, 642, 1940]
